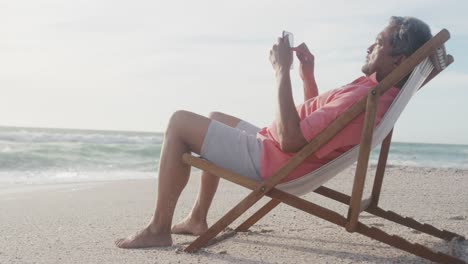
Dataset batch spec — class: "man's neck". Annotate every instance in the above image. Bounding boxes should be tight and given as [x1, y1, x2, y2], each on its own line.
[371, 72, 403, 89]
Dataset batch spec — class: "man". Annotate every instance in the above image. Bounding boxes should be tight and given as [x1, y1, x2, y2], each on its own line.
[115, 16, 432, 248]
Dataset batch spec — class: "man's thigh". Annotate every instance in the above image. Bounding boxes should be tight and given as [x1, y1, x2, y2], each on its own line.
[200, 120, 262, 181]
[235, 120, 261, 135]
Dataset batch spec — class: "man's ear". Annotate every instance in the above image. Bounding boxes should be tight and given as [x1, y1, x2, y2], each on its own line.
[393, 55, 407, 67]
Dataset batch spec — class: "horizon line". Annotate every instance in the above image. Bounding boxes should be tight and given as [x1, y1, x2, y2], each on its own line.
[1, 124, 467, 147]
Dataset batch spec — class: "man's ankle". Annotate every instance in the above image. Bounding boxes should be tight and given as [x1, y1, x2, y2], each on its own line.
[147, 222, 171, 235]
[188, 211, 207, 224]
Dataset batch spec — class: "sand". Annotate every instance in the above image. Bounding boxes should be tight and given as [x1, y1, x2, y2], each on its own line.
[1, 166, 467, 264]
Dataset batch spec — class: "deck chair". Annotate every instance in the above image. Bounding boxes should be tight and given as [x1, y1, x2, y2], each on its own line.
[181, 29, 466, 263]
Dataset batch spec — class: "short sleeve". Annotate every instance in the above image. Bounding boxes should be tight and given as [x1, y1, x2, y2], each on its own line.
[300, 92, 360, 141]
[299, 91, 366, 159]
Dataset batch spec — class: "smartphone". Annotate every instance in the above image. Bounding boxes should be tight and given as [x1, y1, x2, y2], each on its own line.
[282, 30, 294, 69]
[282, 30, 294, 47]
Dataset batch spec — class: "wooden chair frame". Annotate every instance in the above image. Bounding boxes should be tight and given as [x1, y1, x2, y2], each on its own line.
[181, 29, 466, 263]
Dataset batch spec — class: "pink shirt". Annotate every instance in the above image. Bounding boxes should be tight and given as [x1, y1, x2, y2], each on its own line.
[257, 74, 400, 182]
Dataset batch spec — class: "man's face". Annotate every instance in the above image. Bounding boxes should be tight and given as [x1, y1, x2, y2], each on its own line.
[361, 25, 398, 81]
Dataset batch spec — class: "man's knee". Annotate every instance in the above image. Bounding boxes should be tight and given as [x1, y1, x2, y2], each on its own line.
[166, 110, 191, 134]
[208, 112, 240, 127]
[208, 111, 225, 121]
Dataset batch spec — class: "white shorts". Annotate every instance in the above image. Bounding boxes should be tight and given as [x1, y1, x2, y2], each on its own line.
[200, 120, 263, 181]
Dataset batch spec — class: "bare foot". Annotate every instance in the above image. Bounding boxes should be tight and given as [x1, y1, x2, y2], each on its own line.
[171, 217, 208, 236]
[115, 227, 173, 248]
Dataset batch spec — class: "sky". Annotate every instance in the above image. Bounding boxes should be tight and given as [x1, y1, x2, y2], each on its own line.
[1, 0, 467, 144]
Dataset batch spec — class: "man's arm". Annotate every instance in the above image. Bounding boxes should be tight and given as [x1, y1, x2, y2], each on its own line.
[270, 37, 308, 153]
[293, 43, 318, 101]
[303, 76, 319, 101]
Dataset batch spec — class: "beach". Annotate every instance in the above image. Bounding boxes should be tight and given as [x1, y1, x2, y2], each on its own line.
[1, 166, 467, 264]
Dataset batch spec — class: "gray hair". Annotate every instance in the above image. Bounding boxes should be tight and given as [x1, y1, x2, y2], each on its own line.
[388, 16, 433, 57]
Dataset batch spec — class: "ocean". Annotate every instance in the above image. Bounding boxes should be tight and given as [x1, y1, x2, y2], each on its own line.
[1, 126, 467, 185]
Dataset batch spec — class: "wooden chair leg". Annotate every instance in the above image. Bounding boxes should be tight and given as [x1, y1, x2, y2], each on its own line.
[281, 188, 466, 263]
[347, 87, 380, 232]
[370, 130, 393, 207]
[270, 188, 466, 263]
[315, 186, 466, 242]
[271, 187, 466, 263]
[356, 224, 466, 264]
[235, 199, 281, 232]
[367, 206, 466, 241]
[184, 186, 269, 252]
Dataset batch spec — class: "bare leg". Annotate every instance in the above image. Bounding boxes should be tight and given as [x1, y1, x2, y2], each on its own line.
[172, 112, 242, 235]
[115, 110, 214, 248]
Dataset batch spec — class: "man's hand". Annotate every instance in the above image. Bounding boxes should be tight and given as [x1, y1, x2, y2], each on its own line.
[292, 43, 315, 82]
[293, 43, 319, 101]
[269, 37, 293, 74]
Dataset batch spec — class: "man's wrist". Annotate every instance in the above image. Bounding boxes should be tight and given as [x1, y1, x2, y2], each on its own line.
[302, 76, 316, 83]
[276, 68, 290, 79]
